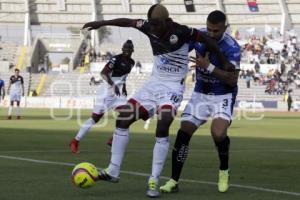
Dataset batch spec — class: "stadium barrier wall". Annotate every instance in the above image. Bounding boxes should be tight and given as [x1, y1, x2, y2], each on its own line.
[1, 97, 299, 111]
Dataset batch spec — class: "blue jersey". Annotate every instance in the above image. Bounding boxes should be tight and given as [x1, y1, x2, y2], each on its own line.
[190, 31, 241, 95]
[0, 79, 4, 95]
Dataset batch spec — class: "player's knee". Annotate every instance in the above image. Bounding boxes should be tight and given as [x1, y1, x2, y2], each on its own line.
[91, 113, 103, 123]
[116, 111, 135, 128]
[10, 101, 14, 106]
[211, 128, 227, 143]
[180, 120, 199, 136]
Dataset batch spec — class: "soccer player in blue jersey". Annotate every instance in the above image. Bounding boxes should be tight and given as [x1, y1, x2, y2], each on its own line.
[160, 10, 241, 193]
[0, 77, 5, 102]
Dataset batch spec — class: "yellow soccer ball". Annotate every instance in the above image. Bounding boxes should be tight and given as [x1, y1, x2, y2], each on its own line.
[72, 162, 99, 188]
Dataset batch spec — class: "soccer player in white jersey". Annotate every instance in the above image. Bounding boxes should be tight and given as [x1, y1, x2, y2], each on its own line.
[82, 4, 233, 197]
[160, 10, 241, 194]
[69, 40, 135, 153]
[7, 68, 24, 119]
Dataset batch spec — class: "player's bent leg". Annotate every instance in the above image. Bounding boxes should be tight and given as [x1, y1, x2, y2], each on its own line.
[160, 119, 201, 193]
[211, 118, 231, 192]
[70, 113, 104, 153]
[107, 102, 144, 181]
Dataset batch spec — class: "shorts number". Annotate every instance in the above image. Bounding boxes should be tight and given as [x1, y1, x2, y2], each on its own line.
[222, 99, 229, 108]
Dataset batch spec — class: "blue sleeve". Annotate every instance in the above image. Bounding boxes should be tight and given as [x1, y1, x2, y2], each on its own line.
[188, 42, 194, 52]
[225, 44, 241, 69]
[194, 43, 206, 57]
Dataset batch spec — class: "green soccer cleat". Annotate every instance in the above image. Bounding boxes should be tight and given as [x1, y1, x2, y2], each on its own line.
[146, 177, 159, 198]
[218, 169, 229, 193]
[159, 179, 179, 193]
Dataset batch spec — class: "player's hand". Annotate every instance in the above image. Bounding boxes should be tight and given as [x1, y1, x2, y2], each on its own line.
[82, 21, 101, 31]
[122, 88, 127, 96]
[190, 52, 210, 69]
[114, 85, 120, 96]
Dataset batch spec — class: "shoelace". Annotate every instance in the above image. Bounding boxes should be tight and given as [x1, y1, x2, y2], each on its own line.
[149, 181, 157, 190]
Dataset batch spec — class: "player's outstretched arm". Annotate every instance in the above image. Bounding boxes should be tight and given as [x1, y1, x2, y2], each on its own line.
[82, 18, 136, 30]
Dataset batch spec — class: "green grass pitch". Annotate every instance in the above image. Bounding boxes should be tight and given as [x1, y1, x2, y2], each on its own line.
[0, 108, 300, 200]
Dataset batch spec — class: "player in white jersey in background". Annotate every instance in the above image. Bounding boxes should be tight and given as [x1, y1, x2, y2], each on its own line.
[7, 68, 24, 120]
[69, 40, 135, 153]
[82, 4, 233, 198]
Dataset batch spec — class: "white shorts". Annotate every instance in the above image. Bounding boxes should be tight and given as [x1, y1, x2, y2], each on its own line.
[129, 78, 184, 120]
[10, 92, 21, 102]
[181, 92, 236, 127]
[92, 83, 127, 115]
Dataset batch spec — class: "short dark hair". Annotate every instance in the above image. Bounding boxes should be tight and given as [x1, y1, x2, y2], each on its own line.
[207, 10, 226, 25]
[15, 68, 20, 72]
[123, 40, 134, 50]
[147, 4, 169, 20]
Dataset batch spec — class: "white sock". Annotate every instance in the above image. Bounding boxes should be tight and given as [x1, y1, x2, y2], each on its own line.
[144, 119, 151, 130]
[75, 118, 96, 141]
[151, 137, 170, 181]
[16, 106, 21, 116]
[8, 106, 13, 116]
[108, 128, 129, 177]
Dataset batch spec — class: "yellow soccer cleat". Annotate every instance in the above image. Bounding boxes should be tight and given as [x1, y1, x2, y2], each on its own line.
[218, 169, 229, 193]
[160, 179, 179, 193]
[146, 177, 160, 197]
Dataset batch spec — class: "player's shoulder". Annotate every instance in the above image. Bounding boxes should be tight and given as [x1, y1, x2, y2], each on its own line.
[130, 58, 135, 65]
[222, 33, 240, 50]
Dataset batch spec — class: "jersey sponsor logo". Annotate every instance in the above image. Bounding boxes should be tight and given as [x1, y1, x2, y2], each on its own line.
[159, 66, 180, 73]
[169, 34, 178, 44]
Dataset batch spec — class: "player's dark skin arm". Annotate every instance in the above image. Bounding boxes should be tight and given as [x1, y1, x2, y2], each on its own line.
[101, 65, 121, 96]
[82, 18, 135, 30]
[211, 68, 239, 87]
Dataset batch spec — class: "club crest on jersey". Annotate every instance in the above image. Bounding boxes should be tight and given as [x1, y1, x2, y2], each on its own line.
[169, 35, 178, 44]
[136, 20, 144, 28]
[160, 57, 170, 64]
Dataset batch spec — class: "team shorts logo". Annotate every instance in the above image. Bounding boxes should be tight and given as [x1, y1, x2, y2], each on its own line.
[170, 35, 178, 44]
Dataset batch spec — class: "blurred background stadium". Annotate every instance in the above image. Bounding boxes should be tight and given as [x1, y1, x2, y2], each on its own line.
[0, 0, 299, 110]
[0, 1, 300, 200]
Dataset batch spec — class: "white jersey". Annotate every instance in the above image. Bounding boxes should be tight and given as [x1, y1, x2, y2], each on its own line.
[133, 19, 202, 82]
[9, 75, 23, 94]
[152, 43, 189, 82]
